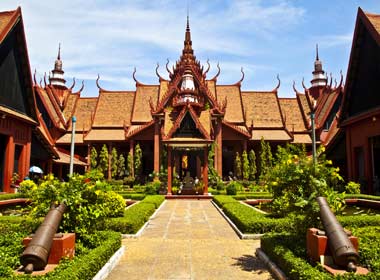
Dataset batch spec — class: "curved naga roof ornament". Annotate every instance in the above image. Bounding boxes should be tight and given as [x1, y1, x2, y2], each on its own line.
[302, 77, 309, 92]
[69, 77, 76, 90]
[96, 74, 105, 91]
[272, 74, 281, 91]
[210, 62, 220, 81]
[78, 80, 85, 93]
[203, 59, 210, 78]
[292, 80, 302, 94]
[133, 67, 146, 86]
[337, 70, 344, 89]
[155, 63, 168, 82]
[33, 69, 37, 85]
[233, 67, 245, 86]
[166, 59, 173, 79]
[44, 72, 48, 87]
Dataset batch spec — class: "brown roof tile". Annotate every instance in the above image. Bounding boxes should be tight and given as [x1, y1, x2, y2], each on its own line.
[92, 91, 135, 127]
[199, 109, 211, 136]
[131, 85, 158, 123]
[206, 80, 216, 99]
[292, 133, 312, 144]
[251, 129, 291, 141]
[63, 93, 79, 122]
[297, 93, 311, 122]
[316, 91, 338, 127]
[0, 11, 14, 38]
[279, 98, 307, 132]
[158, 81, 169, 103]
[36, 87, 62, 127]
[84, 129, 125, 141]
[366, 12, 380, 34]
[242, 91, 283, 128]
[68, 98, 97, 132]
[216, 85, 244, 123]
[54, 149, 87, 166]
[56, 133, 84, 144]
[164, 109, 176, 136]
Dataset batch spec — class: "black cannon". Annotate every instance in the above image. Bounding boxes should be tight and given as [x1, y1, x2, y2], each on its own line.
[20, 202, 67, 274]
[316, 196, 359, 272]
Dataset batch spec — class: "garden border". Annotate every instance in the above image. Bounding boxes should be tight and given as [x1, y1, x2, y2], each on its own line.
[92, 245, 125, 280]
[121, 199, 167, 239]
[210, 200, 263, 239]
[256, 248, 287, 280]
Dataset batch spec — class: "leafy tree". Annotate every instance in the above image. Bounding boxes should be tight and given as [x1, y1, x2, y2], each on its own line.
[259, 138, 273, 180]
[90, 146, 98, 169]
[234, 152, 242, 179]
[117, 153, 126, 179]
[208, 142, 221, 187]
[267, 145, 344, 220]
[248, 149, 257, 181]
[111, 147, 118, 179]
[99, 144, 109, 176]
[134, 143, 143, 179]
[242, 150, 249, 180]
[127, 153, 133, 177]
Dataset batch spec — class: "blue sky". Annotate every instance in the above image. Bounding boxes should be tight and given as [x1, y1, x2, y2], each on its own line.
[1, 0, 380, 97]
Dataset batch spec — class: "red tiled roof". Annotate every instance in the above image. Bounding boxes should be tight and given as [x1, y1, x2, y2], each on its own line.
[68, 98, 97, 132]
[131, 85, 158, 123]
[365, 11, 380, 35]
[56, 133, 84, 144]
[62, 93, 79, 122]
[84, 129, 125, 141]
[54, 149, 87, 166]
[92, 91, 135, 127]
[216, 85, 244, 123]
[251, 129, 291, 141]
[279, 98, 307, 132]
[292, 133, 312, 144]
[0, 9, 18, 43]
[242, 91, 283, 128]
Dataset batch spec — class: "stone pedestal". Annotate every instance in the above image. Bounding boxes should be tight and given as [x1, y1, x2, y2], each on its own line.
[23, 233, 75, 264]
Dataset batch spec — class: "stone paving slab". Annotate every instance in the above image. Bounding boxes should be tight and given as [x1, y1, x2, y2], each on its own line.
[106, 200, 273, 280]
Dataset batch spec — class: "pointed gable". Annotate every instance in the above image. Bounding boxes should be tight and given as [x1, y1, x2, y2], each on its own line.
[68, 97, 97, 132]
[341, 8, 380, 122]
[0, 8, 37, 121]
[131, 85, 158, 123]
[92, 90, 135, 127]
[216, 85, 244, 123]
[241, 91, 283, 128]
[279, 98, 307, 132]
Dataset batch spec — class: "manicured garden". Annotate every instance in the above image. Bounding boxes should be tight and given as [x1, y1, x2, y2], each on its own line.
[0, 167, 164, 279]
[212, 143, 380, 279]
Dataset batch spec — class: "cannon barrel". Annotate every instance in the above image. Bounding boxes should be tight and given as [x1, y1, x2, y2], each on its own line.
[316, 197, 359, 272]
[20, 203, 66, 273]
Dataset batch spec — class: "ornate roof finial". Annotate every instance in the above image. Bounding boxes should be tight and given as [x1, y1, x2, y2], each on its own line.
[50, 43, 66, 87]
[182, 6, 194, 60]
[316, 44, 319, 61]
[58, 43, 61, 60]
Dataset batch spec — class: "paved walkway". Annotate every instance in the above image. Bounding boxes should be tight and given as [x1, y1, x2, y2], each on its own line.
[106, 200, 273, 280]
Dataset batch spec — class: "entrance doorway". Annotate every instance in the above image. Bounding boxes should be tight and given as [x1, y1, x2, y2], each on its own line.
[175, 149, 201, 179]
[0, 134, 7, 191]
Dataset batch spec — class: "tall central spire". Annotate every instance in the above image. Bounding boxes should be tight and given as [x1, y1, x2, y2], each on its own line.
[183, 15, 194, 56]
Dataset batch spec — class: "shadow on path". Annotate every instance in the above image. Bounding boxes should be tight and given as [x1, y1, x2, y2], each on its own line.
[232, 254, 270, 274]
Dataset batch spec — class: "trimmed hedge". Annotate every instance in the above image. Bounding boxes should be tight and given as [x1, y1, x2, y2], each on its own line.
[233, 193, 273, 200]
[338, 215, 380, 228]
[119, 193, 146, 200]
[261, 233, 332, 280]
[0, 193, 26, 201]
[213, 196, 291, 233]
[261, 231, 380, 279]
[344, 194, 380, 201]
[99, 195, 164, 234]
[0, 216, 121, 280]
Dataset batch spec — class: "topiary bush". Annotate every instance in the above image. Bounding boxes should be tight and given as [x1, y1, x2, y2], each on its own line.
[226, 181, 242, 195]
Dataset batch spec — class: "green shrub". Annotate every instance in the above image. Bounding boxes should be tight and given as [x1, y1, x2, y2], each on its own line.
[267, 144, 344, 222]
[345, 181, 361, 194]
[18, 180, 37, 196]
[119, 193, 146, 200]
[99, 196, 164, 234]
[338, 215, 380, 228]
[29, 174, 125, 236]
[0, 193, 25, 201]
[123, 176, 135, 187]
[145, 181, 161, 194]
[226, 181, 242, 195]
